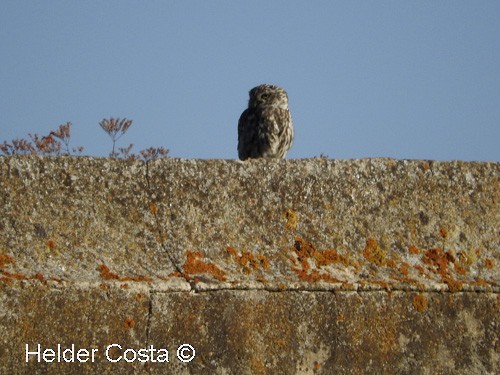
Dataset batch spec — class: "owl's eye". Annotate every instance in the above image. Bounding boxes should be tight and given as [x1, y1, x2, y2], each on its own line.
[260, 93, 269, 100]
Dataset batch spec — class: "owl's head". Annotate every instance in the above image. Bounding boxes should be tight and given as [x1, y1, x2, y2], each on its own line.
[248, 84, 289, 109]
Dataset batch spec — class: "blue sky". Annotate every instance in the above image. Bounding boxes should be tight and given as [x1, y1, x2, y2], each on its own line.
[1, 1, 499, 161]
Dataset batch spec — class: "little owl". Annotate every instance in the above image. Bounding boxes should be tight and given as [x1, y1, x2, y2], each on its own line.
[238, 84, 294, 160]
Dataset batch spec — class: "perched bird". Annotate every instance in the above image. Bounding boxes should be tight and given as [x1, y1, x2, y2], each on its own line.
[237, 84, 294, 160]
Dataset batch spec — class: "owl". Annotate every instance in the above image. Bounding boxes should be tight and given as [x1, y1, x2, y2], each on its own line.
[238, 84, 294, 160]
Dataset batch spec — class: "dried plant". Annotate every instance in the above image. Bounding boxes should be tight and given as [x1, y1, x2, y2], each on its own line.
[0, 122, 83, 156]
[118, 143, 135, 158]
[1, 118, 169, 161]
[139, 147, 169, 162]
[0, 142, 12, 156]
[0, 138, 35, 155]
[118, 144, 145, 160]
[99, 118, 133, 157]
[29, 133, 61, 155]
[49, 122, 83, 155]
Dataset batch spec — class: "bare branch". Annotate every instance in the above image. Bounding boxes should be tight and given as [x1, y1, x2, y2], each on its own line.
[99, 118, 133, 157]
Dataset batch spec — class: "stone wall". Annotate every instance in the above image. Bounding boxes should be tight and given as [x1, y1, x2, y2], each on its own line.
[0, 156, 498, 374]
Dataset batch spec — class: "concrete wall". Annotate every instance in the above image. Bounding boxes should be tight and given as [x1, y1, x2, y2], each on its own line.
[0, 156, 498, 374]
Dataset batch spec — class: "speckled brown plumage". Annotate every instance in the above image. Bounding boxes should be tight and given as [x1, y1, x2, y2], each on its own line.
[238, 84, 294, 160]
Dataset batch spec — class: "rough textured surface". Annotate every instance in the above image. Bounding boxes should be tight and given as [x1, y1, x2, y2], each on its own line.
[0, 156, 498, 373]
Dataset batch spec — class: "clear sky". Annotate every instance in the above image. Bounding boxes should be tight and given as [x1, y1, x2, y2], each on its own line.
[1, 1, 499, 161]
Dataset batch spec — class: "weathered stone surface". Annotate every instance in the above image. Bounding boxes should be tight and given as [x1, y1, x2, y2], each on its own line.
[150, 291, 498, 374]
[1, 286, 150, 374]
[0, 156, 498, 373]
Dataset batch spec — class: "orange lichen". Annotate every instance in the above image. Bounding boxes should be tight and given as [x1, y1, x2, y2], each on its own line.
[414, 265, 425, 276]
[315, 249, 342, 267]
[121, 275, 153, 282]
[226, 246, 270, 274]
[408, 245, 420, 255]
[442, 276, 463, 292]
[167, 271, 182, 279]
[422, 248, 464, 291]
[283, 208, 299, 230]
[423, 248, 453, 274]
[399, 262, 410, 276]
[124, 318, 135, 329]
[98, 264, 120, 280]
[386, 259, 397, 269]
[97, 264, 152, 282]
[0, 270, 64, 285]
[0, 253, 14, 269]
[439, 227, 448, 239]
[289, 237, 343, 283]
[472, 278, 491, 286]
[149, 203, 158, 215]
[484, 259, 494, 269]
[250, 357, 266, 374]
[46, 239, 56, 251]
[226, 246, 237, 257]
[413, 294, 428, 312]
[421, 161, 430, 170]
[454, 262, 467, 275]
[350, 259, 361, 272]
[363, 238, 386, 266]
[182, 251, 227, 282]
[293, 237, 352, 268]
[472, 278, 497, 286]
[257, 255, 270, 270]
[0, 271, 27, 280]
